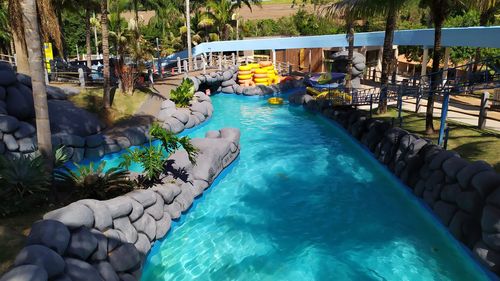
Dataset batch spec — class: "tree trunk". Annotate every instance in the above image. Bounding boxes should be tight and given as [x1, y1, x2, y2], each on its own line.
[101, 0, 111, 109]
[186, 0, 193, 71]
[378, 4, 397, 114]
[426, 12, 444, 135]
[85, 7, 92, 69]
[20, 0, 53, 170]
[473, 10, 491, 72]
[345, 20, 354, 95]
[13, 32, 30, 75]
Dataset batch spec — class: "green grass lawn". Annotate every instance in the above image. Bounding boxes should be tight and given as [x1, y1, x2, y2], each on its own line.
[69, 88, 149, 127]
[368, 108, 500, 172]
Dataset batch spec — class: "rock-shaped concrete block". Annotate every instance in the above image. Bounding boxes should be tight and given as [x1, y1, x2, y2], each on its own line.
[132, 213, 156, 242]
[56, 133, 85, 148]
[164, 201, 182, 220]
[86, 134, 105, 148]
[64, 258, 104, 281]
[85, 146, 105, 159]
[17, 137, 36, 153]
[151, 183, 181, 204]
[457, 161, 493, 190]
[43, 203, 95, 229]
[0, 264, 48, 281]
[156, 213, 171, 240]
[93, 261, 120, 281]
[26, 220, 70, 255]
[113, 217, 138, 244]
[89, 229, 108, 262]
[66, 227, 99, 260]
[14, 245, 65, 278]
[108, 243, 141, 272]
[104, 197, 133, 219]
[145, 193, 164, 220]
[164, 117, 185, 134]
[133, 233, 151, 255]
[127, 190, 157, 208]
[172, 109, 190, 124]
[79, 199, 113, 231]
[472, 171, 500, 199]
[14, 122, 35, 139]
[3, 134, 18, 151]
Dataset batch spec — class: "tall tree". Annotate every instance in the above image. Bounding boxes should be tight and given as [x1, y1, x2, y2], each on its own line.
[467, 0, 499, 70]
[20, 0, 53, 170]
[421, 0, 460, 134]
[101, 0, 111, 108]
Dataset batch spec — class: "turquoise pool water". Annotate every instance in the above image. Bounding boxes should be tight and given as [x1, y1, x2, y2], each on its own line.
[140, 91, 492, 281]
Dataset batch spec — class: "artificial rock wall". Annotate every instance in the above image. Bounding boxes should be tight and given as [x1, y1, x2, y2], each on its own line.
[290, 91, 500, 275]
[0, 128, 241, 281]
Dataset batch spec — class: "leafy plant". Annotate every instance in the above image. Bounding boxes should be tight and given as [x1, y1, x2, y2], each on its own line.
[170, 79, 195, 107]
[0, 147, 69, 216]
[54, 161, 133, 200]
[120, 123, 198, 185]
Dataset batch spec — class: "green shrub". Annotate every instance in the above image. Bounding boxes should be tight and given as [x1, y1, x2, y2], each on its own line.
[54, 161, 133, 200]
[170, 79, 195, 107]
[0, 147, 69, 216]
[120, 123, 198, 185]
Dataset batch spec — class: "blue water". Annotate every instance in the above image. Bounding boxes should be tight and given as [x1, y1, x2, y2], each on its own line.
[138, 91, 492, 281]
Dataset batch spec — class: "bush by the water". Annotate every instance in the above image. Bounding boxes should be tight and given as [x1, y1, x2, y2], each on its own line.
[170, 79, 195, 108]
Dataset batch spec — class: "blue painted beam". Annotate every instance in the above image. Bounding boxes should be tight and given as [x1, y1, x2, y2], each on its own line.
[163, 26, 500, 61]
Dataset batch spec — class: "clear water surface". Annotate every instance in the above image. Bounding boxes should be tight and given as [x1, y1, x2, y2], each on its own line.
[137, 91, 492, 281]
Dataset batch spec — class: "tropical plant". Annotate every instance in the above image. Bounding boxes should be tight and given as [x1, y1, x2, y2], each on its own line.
[120, 123, 198, 185]
[0, 147, 69, 216]
[170, 78, 195, 107]
[54, 161, 133, 200]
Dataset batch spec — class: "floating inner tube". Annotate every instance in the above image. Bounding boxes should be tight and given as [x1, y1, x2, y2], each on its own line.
[268, 97, 284, 105]
[238, 74, 253, 80]
[254, 68, 268, 74]
[259, 61, 272, 67]
[238, 70, 252, 75]
[254, 77, 269, 83]
[253, 73, 268, 78]
[238, 65, 252, 71]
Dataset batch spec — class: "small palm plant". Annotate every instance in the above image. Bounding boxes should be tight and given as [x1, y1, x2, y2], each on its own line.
[54, 162, 133, 200]
[120, 123, 198, 185]
[169, 78, 195, 107]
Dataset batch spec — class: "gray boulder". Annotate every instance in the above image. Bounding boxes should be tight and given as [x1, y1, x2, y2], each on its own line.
[164, 201, 182, 220]
[192, 111, 205, 123]
[190, 102, 208, 116]
[64, 258, 104, 281]
[6, 85, 34, 120]
[0, 265, 47, 281]
[3, 134, 18, 151]
[14, 122, 36, 139]
[133, 233, 151, 255]
[16, 73, 31, 88]
[108, 243, 141, 272]
[172, 109, 190, 124]
[0, 69, 17, 86]
[89, 229, 108, 261]
[127, 189, 157, 207]
[14, 245, 65, 277]
[156, 213, 171, 240]
[104, 197, 133, 219]
[221, 79, 236, 87]
[0, 114, 20, 133]
[0, 87, 6, 100]
[122, 128, 147, 146]
[55, 133, 85, 148]
[164, 117, 184, 134]
[18, 137, 36, 153]
[48, 100, 104, 136]
[93, 261, 119, 281]
[26, 220, 70, 255]
[66, 227, 99, 260]
[161, 99, 175, 109]
[86, 134, 105, 148]
[151, 183, 181, 204]
[46, 86, 68, 100]
[132, 213, 156, 241]
[113, 216, 138, 244]
[118, 273, 136, 281]
[222, 70, 233, 80]
[85, 146, 105, 159]
[43, 203, 95, 229]
[128, 199, 145, 222]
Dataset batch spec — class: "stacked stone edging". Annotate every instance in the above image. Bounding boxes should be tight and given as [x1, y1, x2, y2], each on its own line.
[186, 66, 304, 97]
[289, 91, 500, 276]
[0, 128, 241, 281]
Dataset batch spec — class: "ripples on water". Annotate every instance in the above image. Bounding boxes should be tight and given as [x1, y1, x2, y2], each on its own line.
[141, 93, 491, 281]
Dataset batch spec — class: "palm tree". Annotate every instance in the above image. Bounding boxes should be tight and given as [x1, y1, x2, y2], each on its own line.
[20, 0, 53, 170]
[421, 0, 462, 134]
[84, 0, 99, 68]
[101, 0, 111, 108]
[323, 2, 360, 94]
[467, 0, 499, 70]
[8, 0, 63, 74]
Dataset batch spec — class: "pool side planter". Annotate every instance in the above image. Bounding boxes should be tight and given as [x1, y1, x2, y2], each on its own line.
[0, 128, 241, 281]
[289, 90, 500, 277]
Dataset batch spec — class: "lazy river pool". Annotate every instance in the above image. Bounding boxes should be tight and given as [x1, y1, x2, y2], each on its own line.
[136, 91, 491, 281]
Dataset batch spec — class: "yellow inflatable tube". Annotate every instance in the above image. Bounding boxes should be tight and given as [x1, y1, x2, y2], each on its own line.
[238, 74, 253, 80]
[268, 97, 284, 105]
[238, 65, 252, 71]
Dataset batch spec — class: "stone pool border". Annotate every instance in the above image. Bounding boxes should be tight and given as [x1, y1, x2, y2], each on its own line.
[289, 91, 500, 276]
[0, 128, 241, 281]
